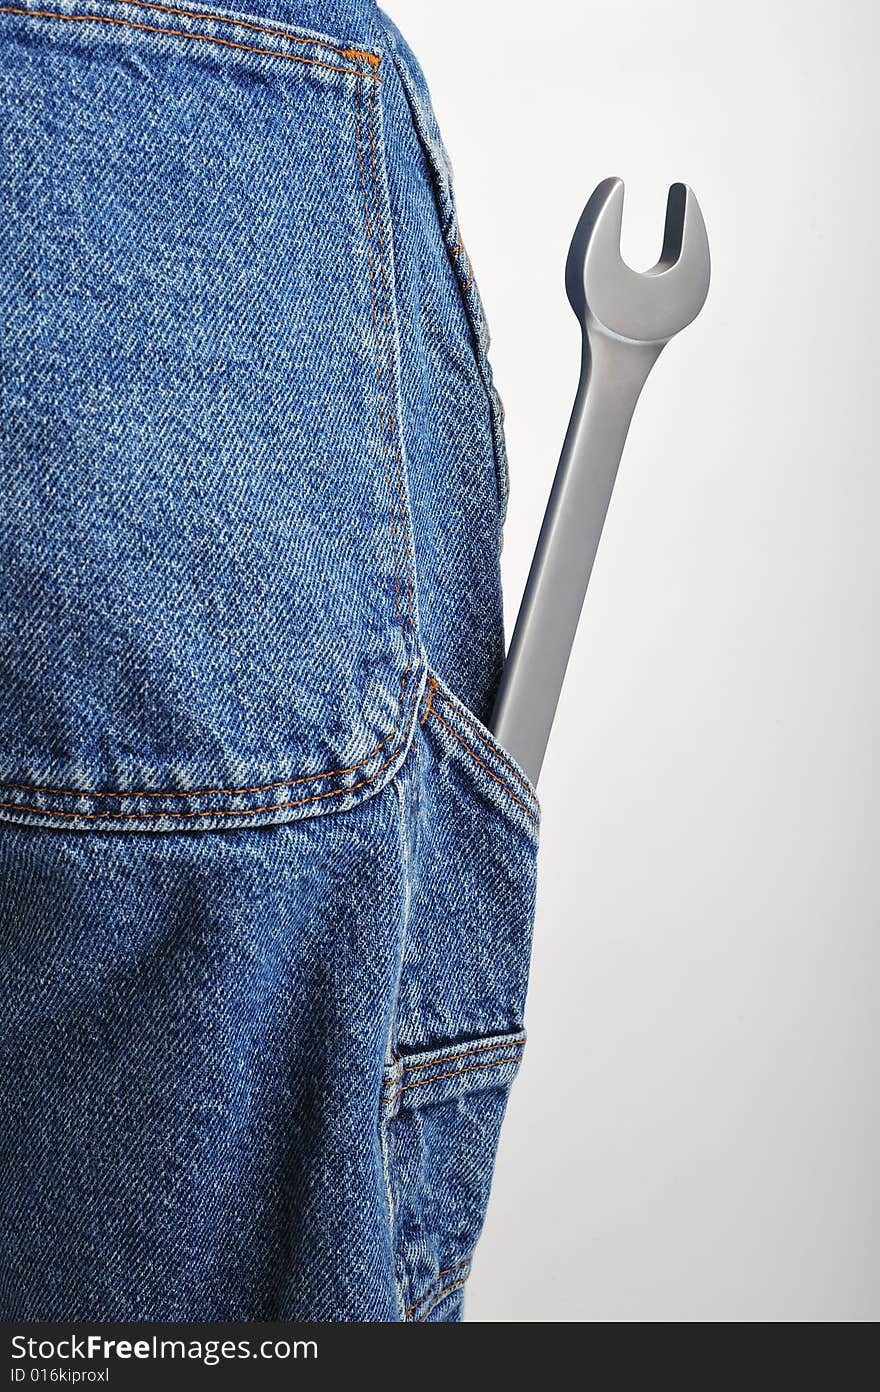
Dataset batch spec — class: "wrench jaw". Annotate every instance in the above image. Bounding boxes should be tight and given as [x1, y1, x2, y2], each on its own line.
[657, 182, 688, 270]
[492, 176, 709, 783]
[566, 177, 710, 348]
[564, 175, 623, 325]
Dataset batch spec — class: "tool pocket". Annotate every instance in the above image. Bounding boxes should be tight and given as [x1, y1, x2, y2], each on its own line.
[382, 672, 539, 1321]
[381, 1028, 526, 1322]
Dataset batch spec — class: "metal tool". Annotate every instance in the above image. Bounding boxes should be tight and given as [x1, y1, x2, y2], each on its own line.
[491, 177, 711, 786]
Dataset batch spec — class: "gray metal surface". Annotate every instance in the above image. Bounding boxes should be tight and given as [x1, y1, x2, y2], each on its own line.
[491, 178, 710, 786]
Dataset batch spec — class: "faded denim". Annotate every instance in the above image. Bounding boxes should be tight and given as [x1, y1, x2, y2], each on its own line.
[0, 0, 539, 1321]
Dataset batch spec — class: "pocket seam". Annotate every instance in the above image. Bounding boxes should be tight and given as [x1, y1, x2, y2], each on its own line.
[0, 2, 380, 75]
[383, 1051, 525, 1109]
[99, 0, 380, 66]
[382, 1029, 527, 1119]
[428, 682, 536, 802]
[0, 663, 425, 826]
[421, 677, 539, 825]
[388, 1034, 526, 1078]
[353, 61, 418, 644]
[412, 1274, 470, 1322]
[405, 1259, 472, 1321]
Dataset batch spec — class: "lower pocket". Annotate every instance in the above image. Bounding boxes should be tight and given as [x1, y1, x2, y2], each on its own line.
[381, 671, 539, 1321]
[382, 1029, 526, 1322]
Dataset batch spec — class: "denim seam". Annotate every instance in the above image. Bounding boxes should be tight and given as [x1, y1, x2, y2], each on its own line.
[365, 75, 416, 633]
[382, 1054, 522, 1109]
[0, 667, 425, 823]
[379, 1103, 404, 1320]
[367, 118, 414, 631]
[414, 1274, 470, 1322]
[0, 668, 416, 803]
[418, 674, 540, 820]
[0, 5, 382, 76]
[405, 1258, 471, 1321]
[102, 0, 380, 64]
[384, 1034, 526, 1082]
[426, 706, 539, 824]
[430, 686, 536, 801]
[391, 1117, 410, 1320]
[354, 69, 414, 645]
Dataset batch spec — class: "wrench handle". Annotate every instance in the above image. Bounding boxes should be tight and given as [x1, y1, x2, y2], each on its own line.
[491, 329, 661, 787]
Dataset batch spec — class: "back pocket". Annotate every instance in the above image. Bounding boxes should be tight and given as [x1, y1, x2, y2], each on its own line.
[0, 1, 420, 832]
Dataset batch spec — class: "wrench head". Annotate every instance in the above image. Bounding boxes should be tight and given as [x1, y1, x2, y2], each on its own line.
[566, 178, 710, 346]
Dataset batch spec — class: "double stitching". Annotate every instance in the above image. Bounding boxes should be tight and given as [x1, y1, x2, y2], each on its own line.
[418, 677, 539, 821]
[0, 5, 382, 76]
[0, 668, 413, 803]
[405, 1258, 471, 1321]
[425, 704, 538, 824]
[0, 678, 423, 823]
[0, 740, 404, 822]
[103, 0, 380, 66]
[430, 686, 535, 801]
[354, 75, 406, 639]
[384, 1035, 525, 1086]
[414, 1274, 470, 1322]
[383, 1053, 523, 1109]
[0, 665, 423, 822]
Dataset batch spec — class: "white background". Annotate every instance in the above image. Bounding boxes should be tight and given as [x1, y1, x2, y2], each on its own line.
[385, 0, 878, 1321]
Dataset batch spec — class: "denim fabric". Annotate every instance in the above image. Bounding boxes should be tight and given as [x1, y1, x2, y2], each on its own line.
[0, 0, 539, 1321]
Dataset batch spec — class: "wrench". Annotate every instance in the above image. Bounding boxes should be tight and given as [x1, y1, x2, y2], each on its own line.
[491, 178, 710, 787]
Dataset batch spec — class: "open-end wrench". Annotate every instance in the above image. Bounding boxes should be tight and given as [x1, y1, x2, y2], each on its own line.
[491, 178, 711, 786]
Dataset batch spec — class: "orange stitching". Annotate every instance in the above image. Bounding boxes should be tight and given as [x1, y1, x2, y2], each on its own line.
[383, 1054, 521, 1108]
[415, 1275, 470, 1322]
[104, 0, 380, 65]
[431, 687, 535, 801]
[0, 669, 413, 802]
[366, 78, 415, 630]
[0, 6, 381, 76]
[383, 1035, 524, 1086]
[405, 1259, 471, 1319]
[0, 664, 415, 802]
[427, 707, 538, 823]
[418, 675, 436, 726]
[449, 234, 473, 290]
[0, 743, 385, 800]
[0, 684, 421, 823]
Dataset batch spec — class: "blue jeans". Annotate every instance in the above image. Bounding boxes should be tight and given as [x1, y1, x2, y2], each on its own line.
[0, 0, 539, 1321]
